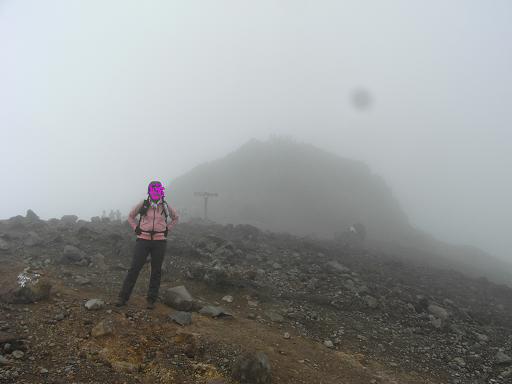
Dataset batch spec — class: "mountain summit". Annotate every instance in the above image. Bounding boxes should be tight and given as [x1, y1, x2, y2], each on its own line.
[169, 137, 512, 286]
[170, 137, 409, 242]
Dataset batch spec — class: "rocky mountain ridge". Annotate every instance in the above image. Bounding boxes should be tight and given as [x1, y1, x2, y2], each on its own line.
[0, 212, 511, 383]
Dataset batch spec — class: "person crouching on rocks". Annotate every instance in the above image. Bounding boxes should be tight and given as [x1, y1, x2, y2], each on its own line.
[115, 181, 179, 309]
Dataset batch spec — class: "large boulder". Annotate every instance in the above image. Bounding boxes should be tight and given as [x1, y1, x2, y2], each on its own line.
[60, 245, 86, 264]
[24, 231, 43, 247]
[199, 306, 233, 318]
[85, 299, 105, 310]
[161, 285, 199, 311]
[91, 319, 114, 337]
[90, 253, 108, 270]
[1, 278, 52, 304]
[25, 209, 40, 221]
[61, 215, 78, 224]
[428, 304, 449, 320]
[0, 238, 10, 251]
[232, 351, 272, 384]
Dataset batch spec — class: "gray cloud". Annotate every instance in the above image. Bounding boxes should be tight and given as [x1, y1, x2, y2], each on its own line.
[1, 0, 511, 262]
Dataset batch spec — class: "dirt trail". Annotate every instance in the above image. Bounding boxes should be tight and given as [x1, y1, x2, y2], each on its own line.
[0, 255, 441, 384]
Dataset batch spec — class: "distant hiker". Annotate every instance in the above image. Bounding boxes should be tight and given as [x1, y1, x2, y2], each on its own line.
[115, 181, 179, 309]
[349, 222, 366, 242]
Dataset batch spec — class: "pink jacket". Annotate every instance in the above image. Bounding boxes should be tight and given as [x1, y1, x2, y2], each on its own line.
[127, 199, 179, 240]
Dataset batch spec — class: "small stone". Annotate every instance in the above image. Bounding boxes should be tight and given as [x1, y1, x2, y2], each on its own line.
[363, 295, 378, 308]
[40, 368, 49, 374]
[0, 238, 10, 251]
[326, 261, 350, 273]
[265, 310, 284, 323]
[91, 319, 114, 337]
[232, 352, 271, 384]
[495, 351, 512, 365]
[248, 300, 259, 308]
[111, 360, 139, 373]
[431, 317, 443, 329]
[323, 340, 334, 348]
[475, 333, 489, 342]
[222, 295, 234, 303]
[26, 209, 39, 221]
[428, 304, 449, 320]
[55, 313, 65, 321]
[161, 285, 197, 311]
[61, 215, 78, 224]
[169, 311, 192, 326]
[453, 357, 466, 367]
[11, 350, 24, 359]
[199, 306, 233, 318]
[74, 276, 91, 285]
[283, 332, 290, 339]
[84, 299, 105, 310]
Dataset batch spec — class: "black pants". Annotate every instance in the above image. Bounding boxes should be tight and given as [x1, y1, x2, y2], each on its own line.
[118, 239, 167, 303]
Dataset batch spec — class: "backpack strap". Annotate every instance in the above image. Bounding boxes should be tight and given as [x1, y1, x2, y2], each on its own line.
[137, 198, 151, 229]
[161, 197, 170, 223]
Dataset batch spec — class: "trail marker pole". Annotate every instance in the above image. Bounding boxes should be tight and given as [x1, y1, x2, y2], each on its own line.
[194, 192, 218, 220]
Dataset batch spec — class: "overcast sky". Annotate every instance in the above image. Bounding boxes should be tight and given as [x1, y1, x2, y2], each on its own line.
[1, 0, 511, 262]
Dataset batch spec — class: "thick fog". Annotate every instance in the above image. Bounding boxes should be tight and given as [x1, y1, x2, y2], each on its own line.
[1, 1, 511, 263]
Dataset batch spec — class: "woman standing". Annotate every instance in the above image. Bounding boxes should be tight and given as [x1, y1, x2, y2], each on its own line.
[115, 181, 179, 309]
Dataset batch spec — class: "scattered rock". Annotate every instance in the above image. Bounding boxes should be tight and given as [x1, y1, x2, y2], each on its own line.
[90, 216, 101, 223]
[475, 332, 489, 342]
[363, 295, 378, 309]
[495, 351, 512, 365]
[0, 355, 12, 366]
[111, 360, 139, 373]
[91, 253, 108, 270]
[428, 304, 449, 320]
[25, 209, 39, 221]
[326, 260, 350, 273]
[161, 285, 198, 311]
[453, 357, 466, 367]
[91, 319, 114, 337]
[74, 276, 91, 285]
[323, 340, 334, 348]
[430, 317, 443, 329]
[11, 350, 24, 359]
[283, 332, 290, 339]
[24, 231, 43, 247]
[169, 311, 192, 326]
[0, 238, 9, 251]
[60, 245, 86, 264]
[1, 278, 52, 304]
[265, 310, 284, 323]
[232, 351, 272, 384]
[61, 215, 78, 224]
[199, 306, 233, 318]
[84, 299, 105, 310]
[222, 295, 234, 303]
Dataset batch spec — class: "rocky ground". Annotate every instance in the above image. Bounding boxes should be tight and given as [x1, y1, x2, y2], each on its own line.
[0, 212, 511, 383]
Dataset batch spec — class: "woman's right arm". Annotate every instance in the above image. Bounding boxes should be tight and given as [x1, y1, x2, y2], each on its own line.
[127, 201, 144, 230]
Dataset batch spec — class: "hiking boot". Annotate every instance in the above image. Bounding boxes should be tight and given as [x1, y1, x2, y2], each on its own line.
[115, 298, 127, 307]
[146, 300, 156, 310]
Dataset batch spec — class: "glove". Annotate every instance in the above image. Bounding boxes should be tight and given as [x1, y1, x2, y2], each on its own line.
[135, 226, 142, 235]
[164, 228, 168, 237]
